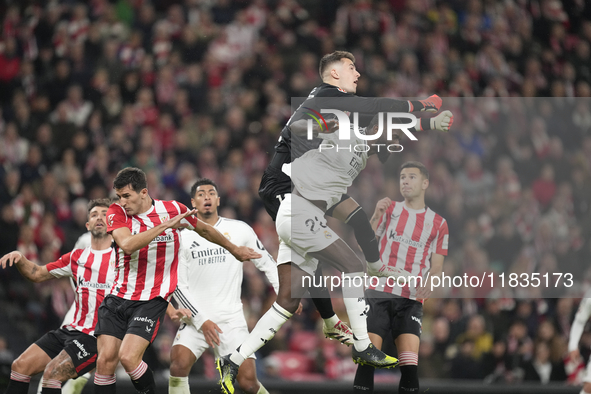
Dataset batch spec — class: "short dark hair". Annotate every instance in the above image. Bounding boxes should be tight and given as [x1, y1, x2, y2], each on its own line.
[190, 178, 218, 197]
[319, 51, 355, 78]
[400, 161, 429, 179]
[113, 167, 147, 192]
[88, 198, 112, 214]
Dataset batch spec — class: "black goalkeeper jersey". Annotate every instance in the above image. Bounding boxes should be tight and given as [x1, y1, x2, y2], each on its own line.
[258, 83, 411, 220]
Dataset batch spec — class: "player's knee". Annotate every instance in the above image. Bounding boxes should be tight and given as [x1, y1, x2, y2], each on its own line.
[41, 364, 57, 381]
[236, 375, 259, 394]
[11, 356, 28, 374]
[169, 359, 191, 377]
[118, 352, 140, 372]
[96, 352, 117, 373]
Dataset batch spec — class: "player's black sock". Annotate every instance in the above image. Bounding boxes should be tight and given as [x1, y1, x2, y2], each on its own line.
[94, 383, 116, 394]
[309, 267, 335, 319]
[353, 364, 375, 393]
[399, 365, 419, 393]
[128, 361, 156, 394]
[5, 379, 30, 394]
[345, 207, 380, 263]
[40, 388, 61, 394]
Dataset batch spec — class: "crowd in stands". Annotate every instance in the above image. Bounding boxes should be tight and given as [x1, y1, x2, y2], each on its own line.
[1, 0, 591, 384]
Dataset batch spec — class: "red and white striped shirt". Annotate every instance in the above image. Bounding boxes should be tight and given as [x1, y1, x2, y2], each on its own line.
[368, 201, 448, 300]
[106, 200, 197, 301]
[46, 247, 115, 335]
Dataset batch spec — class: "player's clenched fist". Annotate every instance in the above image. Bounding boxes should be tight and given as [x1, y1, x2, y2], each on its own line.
[430, 110, 453, 132]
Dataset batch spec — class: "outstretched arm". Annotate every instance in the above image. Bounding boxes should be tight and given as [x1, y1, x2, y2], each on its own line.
[193, 220, 261, 262]
[112, 209, 197, 255]
[0, 251, 54, 283]
[290, 118, 339, 138]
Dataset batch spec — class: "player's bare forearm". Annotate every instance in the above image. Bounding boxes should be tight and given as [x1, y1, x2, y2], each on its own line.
[194, 221, 237, 253]
[371, 197, 391, 232]
[112, 223, 170, 255]
[1, 251, 53, 282]
[369, 215, 380, 232]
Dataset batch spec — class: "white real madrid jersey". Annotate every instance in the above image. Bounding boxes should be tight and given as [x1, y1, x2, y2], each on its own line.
[174, 217, 279, 327]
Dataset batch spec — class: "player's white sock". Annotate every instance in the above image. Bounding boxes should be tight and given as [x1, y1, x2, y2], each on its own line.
[62, 372, 91, 394]
[367, 260, 381, 269]
[257, 383, 270, 394]
[169, 376, 190, 394]
[324, 314, 340, 328]
[366, 260, 383, 273]
[230, 302, 292, 366]
[342, 272, 371, 351]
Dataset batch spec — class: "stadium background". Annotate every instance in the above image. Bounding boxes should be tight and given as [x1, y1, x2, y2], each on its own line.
[0, 0, 591, 392]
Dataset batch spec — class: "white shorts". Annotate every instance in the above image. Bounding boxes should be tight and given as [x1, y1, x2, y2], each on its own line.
[275, 193, 338, 276]
[173, 316, 255, 360]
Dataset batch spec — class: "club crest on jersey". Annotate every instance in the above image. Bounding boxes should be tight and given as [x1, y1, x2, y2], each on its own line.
[108, 214, 115, 227]
[160, 214, 169, 222]
[324, 231, 332, 239]
[223, 232, 231, 240]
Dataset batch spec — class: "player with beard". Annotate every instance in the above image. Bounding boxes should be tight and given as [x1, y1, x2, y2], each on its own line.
[1, 199, 115, 394]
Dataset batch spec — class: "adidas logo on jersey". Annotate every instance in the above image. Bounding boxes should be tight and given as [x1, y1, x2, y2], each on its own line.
[190, 241, 200, 249]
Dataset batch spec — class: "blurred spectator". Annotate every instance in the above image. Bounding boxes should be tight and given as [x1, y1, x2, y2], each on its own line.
[0, 0, 591, 381]
[522, 341, 566, 383]
[532, 164, 557, 209]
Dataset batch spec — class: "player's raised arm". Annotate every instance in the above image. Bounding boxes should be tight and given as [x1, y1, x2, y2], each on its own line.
[192, 220, 262, 262]
[0, 251, 55, 283]
[369, 197, 392, 232]
[110, 206, 196, 255]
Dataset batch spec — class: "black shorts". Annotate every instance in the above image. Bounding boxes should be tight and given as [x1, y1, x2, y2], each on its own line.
[365, 289, 423, 340]
[35, 327, 97, 376]
[95, 294, 168, 342]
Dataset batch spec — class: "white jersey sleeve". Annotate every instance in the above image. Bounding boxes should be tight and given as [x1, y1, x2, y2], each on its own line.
[243, 224, 279, 294]
[569, 290, 591, 351]
[173, 241, 209, 329]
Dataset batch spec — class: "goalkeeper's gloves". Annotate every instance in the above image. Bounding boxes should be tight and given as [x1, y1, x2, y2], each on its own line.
[420, 110, 453, 132]
[409, 95, 443, 113]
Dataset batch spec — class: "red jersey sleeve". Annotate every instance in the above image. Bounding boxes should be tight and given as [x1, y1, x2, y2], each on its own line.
[46, 252, 73, 278]
[176, 202, 198, 230]
[107, 203, 131, 233]
[435, 220, 449, 256]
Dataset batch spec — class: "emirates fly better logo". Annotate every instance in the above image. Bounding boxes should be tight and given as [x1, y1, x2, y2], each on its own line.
[304, 108, 418, 153]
